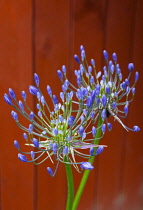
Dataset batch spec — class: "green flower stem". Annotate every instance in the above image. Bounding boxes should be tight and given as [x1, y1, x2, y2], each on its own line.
[64, 156, 74, 210]
[72, 117, 103, 210]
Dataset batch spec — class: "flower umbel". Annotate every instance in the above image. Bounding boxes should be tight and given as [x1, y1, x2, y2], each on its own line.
[58, 46, 140, 132]
[4, 73, 106, 176]
[4, 47, 140, 177]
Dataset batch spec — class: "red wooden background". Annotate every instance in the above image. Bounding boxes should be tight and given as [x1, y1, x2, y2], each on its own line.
[0, 0, 143, 210]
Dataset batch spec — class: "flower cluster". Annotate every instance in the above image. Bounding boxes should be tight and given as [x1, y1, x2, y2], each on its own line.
[57, 45, 140, 132]
[4, 45, 140, 176]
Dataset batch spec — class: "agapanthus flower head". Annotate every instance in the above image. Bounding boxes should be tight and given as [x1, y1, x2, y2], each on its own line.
[58, 45, 140, 133]
[4, 72, 106, 176]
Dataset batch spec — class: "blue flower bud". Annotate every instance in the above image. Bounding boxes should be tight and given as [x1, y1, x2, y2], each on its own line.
[119, 73, 122, 81]
[28, 124, 33, 133]
[37, 92, 41, 101]
[57, 70, 63, 80]
[38, 111, 42, 118]
[53, 143, 58, 154]
[133, 126, 140, 132]
[23, 133, 28, 140]
[14, 140, 20, 150]
[60, 92, 64, 102]
[124, 105, 128, 116]
[21, 91, 26, 100]
[31, 151, 35, 159]
[86, 96, 92, 108]
[19, 100, 24, 112]
[96, 146, 104, 155]
[59, 115, 64, 122]
[74, 54, 81, 64]
[120, 82, 126, 90]
[112, 52, 117, 62]
[88, 66, 92, 73]
[4, 93, 13, 105]
[135, 71, 139, 82]
[106, 85, 110, 94]
[18, 153, 28, 162]
[107, 123, 112, 131]
[41, 96, 45, 105]
[102, 75, 106, 82]
[62, 65, 66, 73]
[101, 109, 106, 120]
[63, 146, 68, 155]
[9, 88, 16, 99]
[80, 162, 94, 170]
[90, 76, 95, 84]
[116, 68, 121, 75]
[96, 71, 102, 79]
[125, 78, 130, 86]
[90, 147, 94, 156]
[102, 95, 107, 107]
[81, 50, 85, 60]
[76, 76, 82, 86]
[33, 138, 39, 148]
[112, 102, 117, 109]
[78, 126, 84, 137]
[36, 103, 40, 110]
[47, 85, 52, 97]
[53, 128, 58, 136]
[80, 45, 84, 51]
[53, 95, 58, 105]
[11, 111, 18, 121]
[92, 126, 96, 137]
[132, 87, 136, 95]
[128, 63, 134, 71]
[47, 167, 53, 176]
[80, 115, 85, 122]
[34, 73, 40, 87]
[67, 135, 72, 141]
[29, 85, 39, 96]
[103, 50, 108, 61]
[91, 59, 95, 66]
[68, 116, 75, 126]
[110, 65, 114, 74]
[102, 124, 106, 134]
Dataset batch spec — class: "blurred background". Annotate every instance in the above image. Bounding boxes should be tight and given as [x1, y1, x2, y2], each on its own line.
[0, 0, 143, 210]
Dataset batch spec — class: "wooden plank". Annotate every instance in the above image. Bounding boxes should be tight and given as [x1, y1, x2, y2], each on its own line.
[35, 1, 71, 209]
[96, 0, 138, 209]
[121, 0, 143, 209]
[71, 1, 107, 209]
[0, 1, 34, 210]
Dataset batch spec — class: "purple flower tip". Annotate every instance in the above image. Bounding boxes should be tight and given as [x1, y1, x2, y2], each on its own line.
[133, 126, 140, 132]
[80, 162, 94, 170]
[4, 93, 13, 105]
[47, 167, 54, 177]
[96, 146, 104, 155]
[9, 88, 16, 99]
[33, 138, 39, 148]
[11, 111, 18, 121]
[57, 70, 63, 80]
[90, 147, 94, 156]
[34, 73, 40, 87]
[31, 151, 35, 159]
[29, 85, 39, 96]
[128, 63, 134, 71]
[14, 140, 20, 150]
[18, 153, 28, 162]
[74, 54, 81, 64]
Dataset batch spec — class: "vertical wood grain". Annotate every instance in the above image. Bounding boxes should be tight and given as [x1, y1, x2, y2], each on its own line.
[0, 1, 34, 210]
[96, 1, 143, 209]
[70, 1, 107, 209]
[34, 1, 71, 209]
[121, 0, 143, 209]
